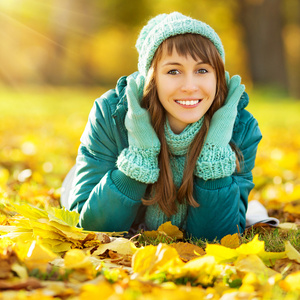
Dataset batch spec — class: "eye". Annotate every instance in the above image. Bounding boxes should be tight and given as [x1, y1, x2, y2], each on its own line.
[167, 69, 180, 75]
[197, 68, 208, 74]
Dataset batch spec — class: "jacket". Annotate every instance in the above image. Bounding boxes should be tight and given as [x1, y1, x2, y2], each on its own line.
[66, 73, 262, 241]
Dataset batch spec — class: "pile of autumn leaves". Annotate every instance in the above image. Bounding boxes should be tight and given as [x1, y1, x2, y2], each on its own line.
[0, 203, 300, 299]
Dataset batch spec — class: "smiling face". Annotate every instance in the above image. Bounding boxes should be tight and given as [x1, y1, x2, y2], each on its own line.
[155, 48, 217, 133]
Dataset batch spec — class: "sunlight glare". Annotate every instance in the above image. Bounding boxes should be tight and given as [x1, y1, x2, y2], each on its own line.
[0, 0, 22, 10]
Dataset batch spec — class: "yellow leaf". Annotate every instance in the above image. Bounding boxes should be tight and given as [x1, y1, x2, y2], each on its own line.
[278, 222, 298, 230]
[0, 236, 14, 249]
[157, 221, 184, 239]
[280, 271, 300, 292]
[235, 254, 278, 277]
[0, 230, 34, 243]
[285, 241, 300, 263]
[221, 233, 240, 249]
[258, 250, 287, 267]
[92, 237, 134, 256]
[46, 241, 73, 253]
[64, 249, 93, 269]
[206, 235, 286, 266]
[236, 235, 264, 256]
[80, 280, 115, 299]
[181, 255, 221, 284]
[6, 202, 47, 220]
[205, 243, 238, 263]
[32, 219, 85, 240]
[132, 243, 180, 277]
[236, 235, 285, 266]
[161, 255, 222, 288]
[143, 221, 183, 239]
[48, 206, 80, 227]
[284, 202, 300, 216]
[24, 240, 58, 272]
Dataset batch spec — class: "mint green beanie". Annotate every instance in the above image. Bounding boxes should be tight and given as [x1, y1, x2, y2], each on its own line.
[136, 12, 225, 77]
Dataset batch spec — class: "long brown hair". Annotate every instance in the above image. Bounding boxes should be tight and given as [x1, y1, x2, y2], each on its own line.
[141, 34, 241, 217]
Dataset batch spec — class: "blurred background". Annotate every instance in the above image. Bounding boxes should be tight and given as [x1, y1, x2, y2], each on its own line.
[0, 0, 300, 95]
[0, 0, 300, 219]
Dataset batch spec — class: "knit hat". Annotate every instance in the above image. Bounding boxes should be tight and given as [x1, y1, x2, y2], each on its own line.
[136, 12, 225, 77]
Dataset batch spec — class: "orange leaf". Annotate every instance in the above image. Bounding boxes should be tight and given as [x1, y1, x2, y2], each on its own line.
[220, 233, 240, 249]
[170, 242, 205, 262]
[143, 221, 183, 239]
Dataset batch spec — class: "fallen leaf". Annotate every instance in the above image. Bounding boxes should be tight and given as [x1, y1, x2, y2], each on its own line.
[278, 222, 298, 230]
[47, 206, 80, 227]
[285, 241, 300, 263]
[132, 243, 180, 277]
[24, 240, 58, 272]
[0, 277, 42, 291]
[206, 235, 286, 266]
[205, 244, 237, 263]
[168, 255, 222, 287]
[92, 238, 135, 257]
[235, 254, 278, 277]
[284, 202, 300, 217]
[143, 221, 183, 239]
[0, 247, 20, 279]
[170, 242, 205, 261]
[64, 249, 93, 269]
[80, 280, 115, 299]
[279, 271, 300, 292]
[221, 233, 240, 249]
[0, 203, 108, 255]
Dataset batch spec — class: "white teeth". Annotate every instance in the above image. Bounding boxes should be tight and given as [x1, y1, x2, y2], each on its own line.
[176, 100, 200, 106]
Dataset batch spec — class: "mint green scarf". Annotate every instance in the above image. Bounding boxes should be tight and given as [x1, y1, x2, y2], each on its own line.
[145, 117, 204, 230]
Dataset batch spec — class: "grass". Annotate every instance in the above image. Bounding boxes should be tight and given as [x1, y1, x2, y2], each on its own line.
[134, 226, 300, 253]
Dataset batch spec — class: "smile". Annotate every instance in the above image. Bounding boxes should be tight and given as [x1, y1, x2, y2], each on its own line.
[175, 99, 201, 106]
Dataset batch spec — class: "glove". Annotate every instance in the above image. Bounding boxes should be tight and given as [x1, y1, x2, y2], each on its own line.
[194, 73, 245, 180]
[206, 72, 245, 146]
[117, 73, 160, 184]
[125, 74, 160, 150]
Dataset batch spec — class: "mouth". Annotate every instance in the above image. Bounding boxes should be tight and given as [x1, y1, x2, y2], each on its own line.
[175, 99, 202, 107]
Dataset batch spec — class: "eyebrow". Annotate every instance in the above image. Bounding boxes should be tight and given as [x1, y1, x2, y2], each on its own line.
[162, 61, 207, 67]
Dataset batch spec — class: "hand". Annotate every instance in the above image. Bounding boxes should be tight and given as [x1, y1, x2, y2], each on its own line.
[117, 73, 160, 184]
[205, 73, 245, 147]
[194, 73, 244, 180]
[125, 73, 160, 150]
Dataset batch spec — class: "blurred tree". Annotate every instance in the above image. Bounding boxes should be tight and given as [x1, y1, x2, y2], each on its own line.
[282, 0, 300, 98]
[237, 0, 289, 92]
[1, 0, 299, 95]
[39, 0, 103, 85]
[101, 0, 151, 27]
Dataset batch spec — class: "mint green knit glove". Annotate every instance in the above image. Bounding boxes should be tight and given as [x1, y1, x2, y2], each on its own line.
[117, 74, 161, 184]
[195, 73, 245, 180]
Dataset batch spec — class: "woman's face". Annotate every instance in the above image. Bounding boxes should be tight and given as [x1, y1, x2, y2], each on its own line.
[155, 48, 217, 134]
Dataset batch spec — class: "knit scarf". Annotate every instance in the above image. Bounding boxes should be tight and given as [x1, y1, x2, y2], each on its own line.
[145, 117, 204, 230]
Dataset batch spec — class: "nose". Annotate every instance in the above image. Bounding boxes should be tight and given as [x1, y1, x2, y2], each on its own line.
[180, 74, 199, 93]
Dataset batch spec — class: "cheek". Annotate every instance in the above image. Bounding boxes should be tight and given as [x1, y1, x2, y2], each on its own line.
[205, 77, 217, 98]
[156, 77, 171, 101]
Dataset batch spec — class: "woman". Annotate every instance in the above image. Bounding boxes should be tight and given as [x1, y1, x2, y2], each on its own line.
[61, 12, 262, 241]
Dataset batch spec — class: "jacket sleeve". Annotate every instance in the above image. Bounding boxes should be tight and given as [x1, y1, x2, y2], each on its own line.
[186, 114, 262, 241]
[68, 96, 148, 232]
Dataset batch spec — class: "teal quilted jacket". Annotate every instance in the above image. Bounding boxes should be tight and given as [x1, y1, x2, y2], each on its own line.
[65, 73, 262, 241]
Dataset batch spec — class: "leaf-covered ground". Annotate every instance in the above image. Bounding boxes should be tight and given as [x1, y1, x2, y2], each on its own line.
[1, 87, 300, 299]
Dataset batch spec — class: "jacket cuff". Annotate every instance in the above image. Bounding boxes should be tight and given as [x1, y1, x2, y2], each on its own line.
[194, 176, 233, 190]
[117, 145, 160, 184]
[111, 169, 147, 201]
